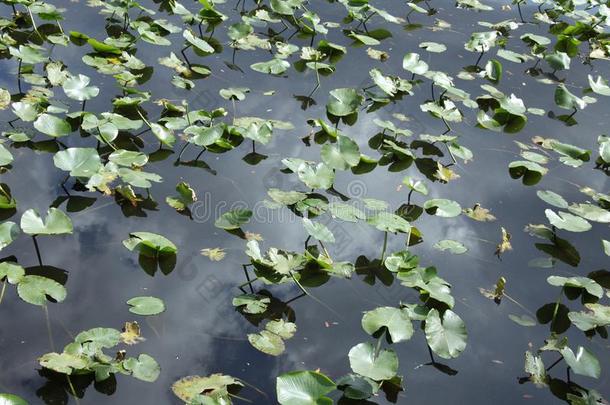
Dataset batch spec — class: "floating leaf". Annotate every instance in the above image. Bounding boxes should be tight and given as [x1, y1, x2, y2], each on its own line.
[547, 276, 603, 298]
[425, 309, 467, 359]
[127, 296, 166, 316]
[248, 330, 285, 356]
[123, 354, 160, 382]
[509, 314, 536, 327]
[173, 374, 243, 404]
[17, 275, 66, 306]
[537, 190, 568, 209]
[560, 346, 601, 379]
[367, 212, 411, 233]
[120, 321, 145, 345]
[0, 89, 10, 110]
[200, 248, 226, 261]
[62, 74, 99, 101]
[215, 209, 252, 230]
[277, 371, 335, 405]
[0, 222, 19, 251]
[122, 232, 177, 256]
[495, 227, 512, 258]
[423, 199, 461, 217]
[361, 307, 413, 343]
[320, 135, 360, 170]
[20, 208, 72, 235]
[38, 352, 88, 374]
[524, 351, 547, 387]
[402, 53, 428, 75]
[251, 58, 290, 75]
[348, 342, 399, 380]
[326, 88, 363, 117]
[33, 114, 71, 137]
[434, 240, 467, 254]
[53, 148, 102, 178]
[463, 204, 495, 221]
[0, 394, 28, 405]
[233, 294, 270, 314]
[166, 182, 197, 211]
[302, 218, 335, 243]
[545, 209, 592, 232]
[183, 29, 214, 53]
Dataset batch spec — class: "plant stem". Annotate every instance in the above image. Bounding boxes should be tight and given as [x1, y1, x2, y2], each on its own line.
[0, 281, 6, 305]
[242, 265, 254, 294]
[238, 277, 258, 289]
[427, 344, 436, 363]
[380, 231, 388, 261]
[290, 272, 341, 318]
[545, 355, 563, 371]
[136, 110, 152, 127]
[475, 49, 485, 67]
[44, 305, 55, 351]
[177, 141, 190, 161]
[517, 2, 525, 23]
[374, 335, 383, 357]
[67, 375, 80, 405]
[550, 287, 563, 331]
[27, 6, 44, 40]
[32, 236, 43, 266]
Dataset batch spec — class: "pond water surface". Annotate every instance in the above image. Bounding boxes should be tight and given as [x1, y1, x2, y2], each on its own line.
[1, 0, 610, 403]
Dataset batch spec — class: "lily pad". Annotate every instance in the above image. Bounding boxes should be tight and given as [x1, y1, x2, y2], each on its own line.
[127, 296, 166, 316]
[20, 208, 73, 236]
[348, 342, 399, 381]
[277, 371, 335, 405]
[425, 309, 467, 359]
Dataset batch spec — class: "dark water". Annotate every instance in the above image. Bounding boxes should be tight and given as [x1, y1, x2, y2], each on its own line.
[1, 0, 610, 403]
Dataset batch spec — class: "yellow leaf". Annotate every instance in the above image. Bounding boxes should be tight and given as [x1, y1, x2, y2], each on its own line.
[200, 247, 226, 261]
[434, 162, 460, 183]
[121, 321, 145, 345]
[245, 232, 263, 241]
[463, 204, 496, 222]
[495, 227, 512, 258]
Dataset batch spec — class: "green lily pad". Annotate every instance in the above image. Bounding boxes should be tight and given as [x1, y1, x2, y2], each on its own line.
[320, 135, 360, 170]
[173, 374, 243, 404]
[0, 393, 28, 405]
[215, 209, 252, 230]
[423, 199, 462, 217]
[0, 222, 19, 251]
[425, 309, 467, 359]
[122, 232, 177, 256]
[123, 354, 161, 382]
[302, 218, 335, 243]
[127, 296, 166, 316]
[348, 342, 399, 381]
[277, 371, 335, 405]
[33, 114, 71, 137]
[53, 148, 102, 178]
[361, 307, 413, 343]
[20, 208, 73, 236]
[17, 275, 67, 306]
[326, 88, 363, 117]
[560, 346, 601, 379]
[545, 209, 592, 232]
[433, 239, 467, 254]
[62, 74, 99, 101]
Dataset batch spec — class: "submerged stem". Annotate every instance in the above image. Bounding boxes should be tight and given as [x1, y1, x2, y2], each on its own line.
[44, 305, 55, 351]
